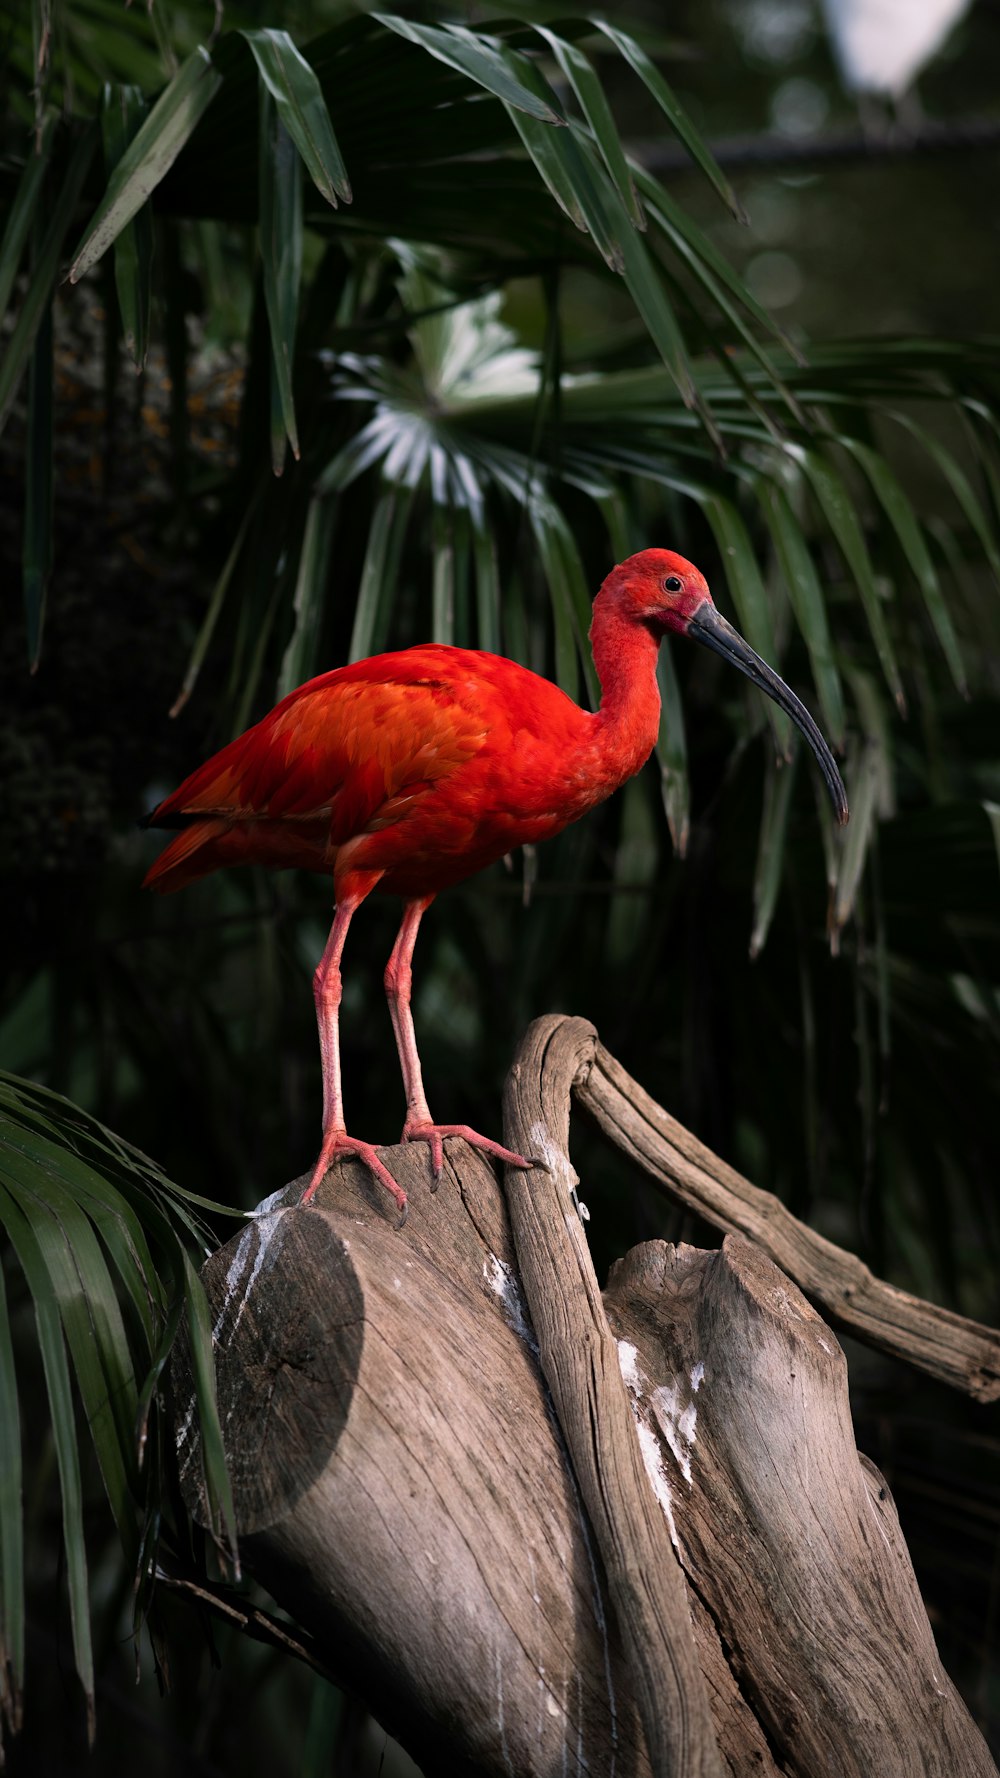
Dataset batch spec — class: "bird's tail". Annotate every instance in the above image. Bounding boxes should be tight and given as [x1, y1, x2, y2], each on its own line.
[142, 818, 226, 894]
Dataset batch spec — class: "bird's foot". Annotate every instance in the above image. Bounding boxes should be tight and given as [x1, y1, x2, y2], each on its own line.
[300, 1129, 408, 1227]
[402, 1120, 535, 1188]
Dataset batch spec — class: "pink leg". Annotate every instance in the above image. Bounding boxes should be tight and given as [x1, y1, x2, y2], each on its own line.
[384, 897, 534, 1183]
[300, 893, 408, 1221]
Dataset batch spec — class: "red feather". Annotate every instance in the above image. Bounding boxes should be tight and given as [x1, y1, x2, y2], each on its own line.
[143, 551, 846, 1216]
[143, 643, 616, 897]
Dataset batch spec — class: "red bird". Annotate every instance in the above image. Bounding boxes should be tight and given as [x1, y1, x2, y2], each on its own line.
[144, 549, 847, 1218]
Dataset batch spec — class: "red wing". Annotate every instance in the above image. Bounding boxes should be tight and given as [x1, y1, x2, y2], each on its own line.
[149, 664, 487, 846]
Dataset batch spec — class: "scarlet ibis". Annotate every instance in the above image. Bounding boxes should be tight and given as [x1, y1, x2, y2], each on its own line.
[144, 549, 847, 1220]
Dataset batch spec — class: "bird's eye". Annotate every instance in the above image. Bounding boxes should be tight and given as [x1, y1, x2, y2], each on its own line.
[663, 575, 683, 593]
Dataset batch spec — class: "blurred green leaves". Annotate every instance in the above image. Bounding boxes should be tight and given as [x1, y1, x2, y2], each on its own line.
[594, 17, 746, 223]
[100, 84, 152, 370]
[6, 0, 991, 723]
[0, 1076, 239, 1743]
[69, 46, 222, 285]
[240, 29, 351, 208]
[259, 91, 303, 470]
[0, 122, 95, 438]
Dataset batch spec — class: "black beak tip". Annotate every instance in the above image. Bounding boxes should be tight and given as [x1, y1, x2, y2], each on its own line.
[827, 775, 849, 828]
[687, 603, 851, 829]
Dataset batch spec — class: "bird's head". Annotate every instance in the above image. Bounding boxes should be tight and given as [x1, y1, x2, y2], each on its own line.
[602, 548, 849, 826]
[609, 549, 714, 636]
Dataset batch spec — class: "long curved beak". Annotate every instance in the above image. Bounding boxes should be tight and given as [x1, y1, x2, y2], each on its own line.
[687, 605, 849, 826]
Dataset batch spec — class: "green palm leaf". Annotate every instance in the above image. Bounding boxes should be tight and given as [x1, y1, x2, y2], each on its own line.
[0, 1076, 240, 1737]
[240, 28, 350, 206]
[100, 84, 153, 369]
[0, 107, 58, 320]
[371, 14, 563, 122]
[259, 91, 303, 469]
[0, 124, 96, 436]
[594, 17, 746, 222]
[69, 46, 222, 284]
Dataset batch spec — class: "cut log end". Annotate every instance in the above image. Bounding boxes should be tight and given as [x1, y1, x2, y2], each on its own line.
[174, 1205, 362, 1530]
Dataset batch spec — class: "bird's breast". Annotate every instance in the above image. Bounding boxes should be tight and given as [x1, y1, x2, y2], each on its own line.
[343, 708, 616, 899]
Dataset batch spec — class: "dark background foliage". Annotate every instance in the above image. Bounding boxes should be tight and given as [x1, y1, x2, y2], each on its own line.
[2, 0, 1000, 1771]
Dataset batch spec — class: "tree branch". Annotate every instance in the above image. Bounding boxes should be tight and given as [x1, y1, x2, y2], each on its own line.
[503, 1016, 724, 1778]
[559, 1020, 1000, 1400]
[633, 115, 1000, 175]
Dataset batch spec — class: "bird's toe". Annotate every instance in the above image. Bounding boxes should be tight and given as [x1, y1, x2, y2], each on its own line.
[300, 1131, 409, 1223]
[403, 1122, 534, 1174]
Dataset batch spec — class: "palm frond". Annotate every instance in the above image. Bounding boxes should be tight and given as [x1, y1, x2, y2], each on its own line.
[0, 1075, 240, 1742]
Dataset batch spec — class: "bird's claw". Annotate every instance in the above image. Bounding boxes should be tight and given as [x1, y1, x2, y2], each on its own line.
[300, 1130, 409, 1226]
[402, 1122, 443, 1188]
[402, 1122, 535, 1181]
[299, 1123, 532, 1225]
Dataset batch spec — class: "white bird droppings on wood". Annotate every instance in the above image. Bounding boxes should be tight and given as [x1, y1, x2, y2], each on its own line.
[214, 1209, 287, 1343]
[635, 1419, 681, 1552]
[249, 1188, 287, 1218]
[494, 1640, 514, 1778]
[528, 1120, 579, 1193]
[651, 1379, 699, 1488]
[617, 1340, 682, 1550]
[616, 1339, 643, 1394]
[174, 1397, 195, 1457]
[484, 1251, 539, 1353]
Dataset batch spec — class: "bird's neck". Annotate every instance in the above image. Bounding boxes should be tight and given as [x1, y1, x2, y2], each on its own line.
[589, 590, 663, 788]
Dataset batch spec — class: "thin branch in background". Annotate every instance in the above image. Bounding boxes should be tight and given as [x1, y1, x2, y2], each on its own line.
[154, 1569, 337, 1685]
[633, 115, 1000, 174]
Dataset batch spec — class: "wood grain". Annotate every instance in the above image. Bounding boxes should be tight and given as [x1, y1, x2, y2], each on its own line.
[503, 1016, 725, 1778]
[509, 1014, 1000, 1399]
[604, 1235, 997, 1777]
[174, 1143, 649, 1778]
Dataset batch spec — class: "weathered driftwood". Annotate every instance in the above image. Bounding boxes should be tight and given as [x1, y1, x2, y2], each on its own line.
[173, 1019, 999, 1778]
[175, 1145, 650, 1778]
[503, 1016, 997, 1778]
[559, 1017, 999, 1400]
[503, 1020, 724, 1778]
[603, 1236, 992, 1778]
